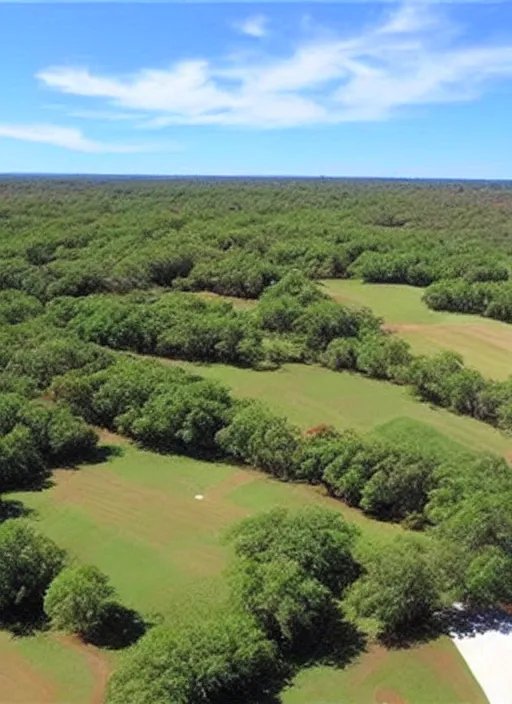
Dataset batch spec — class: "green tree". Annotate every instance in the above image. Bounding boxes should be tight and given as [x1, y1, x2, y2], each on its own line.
[44, 565, 115, 636]
[216, 402, 301, 479]
[231, 557, 336, 646]
[107, 613, 280, 704]
[0, 520, 65, 615]
[346, 535, 441, 636]
[227, 506, 359, 594]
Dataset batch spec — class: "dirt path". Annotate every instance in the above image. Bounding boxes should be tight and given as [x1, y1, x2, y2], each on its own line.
[55, 634, 111, 704]
[0, 649, 56, 703]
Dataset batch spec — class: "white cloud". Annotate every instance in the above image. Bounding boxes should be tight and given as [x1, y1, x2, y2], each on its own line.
[0, 123, 176, 153]
[233, 14, 268, 38]
[37, 2, 512, 129]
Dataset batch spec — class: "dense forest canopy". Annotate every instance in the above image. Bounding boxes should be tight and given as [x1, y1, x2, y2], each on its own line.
[1, 177, 512, 303]
[1, 177, 512, 703]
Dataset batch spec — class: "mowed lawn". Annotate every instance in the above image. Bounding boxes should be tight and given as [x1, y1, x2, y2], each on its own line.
[321, 278, 512, 380]
[174, 361, 512, 457]
[1, 441, 486, 704]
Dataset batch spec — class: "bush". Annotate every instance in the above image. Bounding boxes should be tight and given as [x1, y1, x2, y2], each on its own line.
[227, 506, 359, 595]
[44, 565, 115, 636]
[216, 402, 301, 479]
[0, 521, 65, 616]
[322, 338, 359, 371]
[231, 557, 336, 647]
[0, 290, 43, 324]
[356, 334, 412, 381]
[107, 613, 280, 704]
[346, 535, 441, 636]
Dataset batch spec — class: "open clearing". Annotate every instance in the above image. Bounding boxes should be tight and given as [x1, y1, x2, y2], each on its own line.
[321, 279, 512, 380]
[171, 360, 512, 457]
[1, 440, 485, 704]
[283, 638, 487, 704]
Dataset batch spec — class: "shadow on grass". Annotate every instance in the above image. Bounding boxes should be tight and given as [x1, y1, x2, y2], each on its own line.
[86, 444, 125, 465]
[0, 498, 33, 522]
[378, 605, 512, 650]
[52, 443, 124, 471]
[0, 602, 49, 638]
[288, 616, 367, 670]
[378, 617, 444, 650]
[86, 603, 147, 650]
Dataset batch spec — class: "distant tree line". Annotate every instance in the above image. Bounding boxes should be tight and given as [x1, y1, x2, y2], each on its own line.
[0, 178, 511, 309]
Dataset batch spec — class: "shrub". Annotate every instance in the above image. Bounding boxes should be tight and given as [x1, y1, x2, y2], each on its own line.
[107, 613, 280, 704]
[0, 521, 65, 615]
[44, 565, 115, 636]
[346, 536, 441, 635]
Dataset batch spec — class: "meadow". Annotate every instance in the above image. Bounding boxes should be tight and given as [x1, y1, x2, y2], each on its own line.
[322, 279, 512, 380]
[171, 359, 512, 458]
[2, 437, 486, 704]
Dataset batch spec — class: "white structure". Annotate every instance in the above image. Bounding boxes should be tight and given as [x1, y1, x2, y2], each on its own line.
[450, 607, 512, 704]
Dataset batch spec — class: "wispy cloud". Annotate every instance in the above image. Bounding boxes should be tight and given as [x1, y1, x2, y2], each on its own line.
[0, 123, 179, 153]
[37, 2, 512, 129]
[233, 14, 268, 38]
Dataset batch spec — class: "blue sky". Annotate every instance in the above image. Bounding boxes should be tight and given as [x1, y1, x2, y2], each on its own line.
[1, 1, 512, 178]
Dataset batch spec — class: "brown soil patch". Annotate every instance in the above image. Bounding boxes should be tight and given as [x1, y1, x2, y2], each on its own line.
[303, 424, 332, 438]
[0, 648, 56, 703]
[49, 464, 248, 570]
[349, 644, 388, 687]
[55, 634, 111, 704]
[375, 688, 407, 704]
[414, 638, 486, 703]
[94, 427, 129, 446]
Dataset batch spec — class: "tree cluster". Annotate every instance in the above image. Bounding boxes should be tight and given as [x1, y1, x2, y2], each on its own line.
[0, 393, 98, 491]
[423, 280, 512, 323]
[52, 358, 234, 456]
[1, 178, 511, 310]
[48, 291, 264, 367]
[107, 507, 359, 704]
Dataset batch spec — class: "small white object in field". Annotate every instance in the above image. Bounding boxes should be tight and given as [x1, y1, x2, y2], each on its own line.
[194, 494, 204, 501]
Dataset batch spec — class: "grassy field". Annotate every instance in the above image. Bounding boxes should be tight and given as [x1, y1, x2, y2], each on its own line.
[283, 638, 487, 704]
[1, 438, 486, 704]
[322, 279, 512, 380]
[1, 282, 504, 704]
[172, 360, 512, 458]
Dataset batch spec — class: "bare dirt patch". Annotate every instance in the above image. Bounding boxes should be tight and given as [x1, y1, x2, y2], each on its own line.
[0, 648, 57, 703]
[349, 644, 388, 687]
[415, 638, 487, 704]
[94, 428, 129, 447]
[55, 634, 111, 704]
[375, 688, 407, 704]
